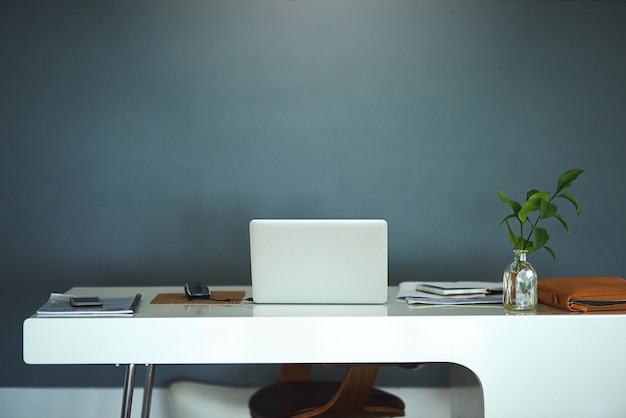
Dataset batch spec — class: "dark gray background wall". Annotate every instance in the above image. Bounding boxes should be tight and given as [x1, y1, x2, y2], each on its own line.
[2, 0, 625, 389]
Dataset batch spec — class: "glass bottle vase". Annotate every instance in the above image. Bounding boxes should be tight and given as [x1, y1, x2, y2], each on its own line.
[503, 250, 538, 312]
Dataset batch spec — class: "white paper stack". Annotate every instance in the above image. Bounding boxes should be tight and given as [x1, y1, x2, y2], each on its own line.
[36, 293, 142, 317]
[397, 282, 503, 305]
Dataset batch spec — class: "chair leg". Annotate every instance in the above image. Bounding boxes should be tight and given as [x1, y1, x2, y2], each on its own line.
[287, 366, 389, 418]
[275, 364, 312, 383]
[328, 365, 379, 413]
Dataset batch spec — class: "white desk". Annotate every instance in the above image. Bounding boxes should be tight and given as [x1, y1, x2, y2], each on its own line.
[24, 286, 626, 418]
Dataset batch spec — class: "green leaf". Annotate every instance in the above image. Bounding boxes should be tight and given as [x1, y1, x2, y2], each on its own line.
[531, 225, 550, 251]
[539, 199, 558, 219]
[517, 192, 550, 222]
[503, 220, 518, 248]
[554, 213, 570, 235]
[556, 169, 584, 195]
[558, 192, 581, 215]
[498, 190, 521, 214]
[544, 245, 556, 261]
[500, 213, 519, 224]
[531, 191, 551, 201]
[526, 189, 541, 200]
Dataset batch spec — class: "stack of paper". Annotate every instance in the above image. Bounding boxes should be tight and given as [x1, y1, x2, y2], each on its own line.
[36, 293, 142, 317]
[397, 282, 503, 305]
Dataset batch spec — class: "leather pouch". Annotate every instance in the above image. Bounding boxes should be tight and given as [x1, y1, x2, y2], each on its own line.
[538, 276, 626, 312]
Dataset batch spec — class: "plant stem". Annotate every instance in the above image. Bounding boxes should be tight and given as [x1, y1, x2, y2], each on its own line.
[524, 219, 535, 251]
[523, 190, 558, 251]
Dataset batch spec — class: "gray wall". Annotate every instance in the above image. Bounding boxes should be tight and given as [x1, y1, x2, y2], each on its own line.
[3, 0, 625, 388]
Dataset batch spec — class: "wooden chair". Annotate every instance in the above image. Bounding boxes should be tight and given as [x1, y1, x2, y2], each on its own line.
[248, 364, 406, 418]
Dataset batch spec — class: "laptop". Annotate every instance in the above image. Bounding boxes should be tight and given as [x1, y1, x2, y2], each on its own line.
[249, 219, 388, 304]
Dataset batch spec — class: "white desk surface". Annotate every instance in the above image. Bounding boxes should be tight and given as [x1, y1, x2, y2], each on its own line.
[24, 286, 626, 418]
[23, 285, 615, 364]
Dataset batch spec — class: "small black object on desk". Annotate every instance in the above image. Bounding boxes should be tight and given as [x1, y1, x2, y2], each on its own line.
[184, 282, 211, 299]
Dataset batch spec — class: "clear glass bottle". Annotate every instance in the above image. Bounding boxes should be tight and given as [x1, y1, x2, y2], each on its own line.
[503, 249, 538, 312]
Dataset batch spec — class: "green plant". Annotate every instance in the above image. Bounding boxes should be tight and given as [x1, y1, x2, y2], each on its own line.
[498, 168, 584, 260]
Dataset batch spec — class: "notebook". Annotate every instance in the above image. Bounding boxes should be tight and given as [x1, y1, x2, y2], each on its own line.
[249, 219, 388, 304]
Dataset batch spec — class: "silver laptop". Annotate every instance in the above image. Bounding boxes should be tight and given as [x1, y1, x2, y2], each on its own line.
[249, 219, 388, 304]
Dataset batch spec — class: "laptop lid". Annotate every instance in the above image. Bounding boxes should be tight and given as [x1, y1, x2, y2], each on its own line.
[249, 219, 388, 304]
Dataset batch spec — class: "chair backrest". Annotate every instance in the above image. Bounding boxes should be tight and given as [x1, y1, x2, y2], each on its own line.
[248, 364, 406, 418]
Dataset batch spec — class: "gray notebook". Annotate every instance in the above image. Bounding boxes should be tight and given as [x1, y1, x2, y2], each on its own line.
[249, 219, 388, 304]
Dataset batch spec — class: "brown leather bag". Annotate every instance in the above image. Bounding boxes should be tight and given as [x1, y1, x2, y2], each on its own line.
[538, 276, 626, 312]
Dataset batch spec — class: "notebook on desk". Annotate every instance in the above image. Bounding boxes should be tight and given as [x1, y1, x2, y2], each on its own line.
[249, 219, 388, 304]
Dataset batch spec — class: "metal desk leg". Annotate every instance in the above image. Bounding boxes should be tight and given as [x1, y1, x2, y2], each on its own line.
[141, 364, 156, 418]
[121, 364, 137, 418]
